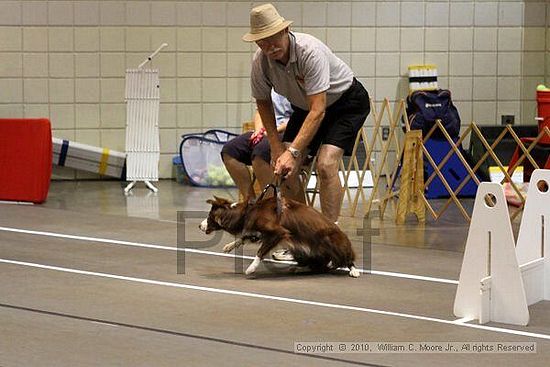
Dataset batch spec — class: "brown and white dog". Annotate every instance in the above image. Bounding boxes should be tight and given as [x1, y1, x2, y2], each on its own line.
[199, 195, 360, 277]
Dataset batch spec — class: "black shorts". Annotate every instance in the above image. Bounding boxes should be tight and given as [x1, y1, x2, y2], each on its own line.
[282, 78, 370, 156]
[221, 131, 281, 166]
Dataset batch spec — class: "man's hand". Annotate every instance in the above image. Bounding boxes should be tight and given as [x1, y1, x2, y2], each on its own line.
[275, 149, 298, 178]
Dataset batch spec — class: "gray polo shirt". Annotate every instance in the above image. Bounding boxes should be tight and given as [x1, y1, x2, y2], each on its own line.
[251, 32, 354, 111]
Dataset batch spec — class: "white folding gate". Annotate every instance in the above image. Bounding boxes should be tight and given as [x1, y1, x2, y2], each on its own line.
[124, 43, 167, 193]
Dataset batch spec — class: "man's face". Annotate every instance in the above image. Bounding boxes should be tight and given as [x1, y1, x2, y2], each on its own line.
[256, 30, 289, 61]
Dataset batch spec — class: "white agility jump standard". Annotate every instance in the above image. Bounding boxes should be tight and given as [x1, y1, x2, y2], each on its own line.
[454, 182, 529, 326]
[124, 43, 168, 194]
[516, 169, 550, 306]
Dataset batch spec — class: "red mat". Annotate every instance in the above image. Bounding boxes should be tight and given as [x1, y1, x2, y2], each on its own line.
[0, 118, 52, 203]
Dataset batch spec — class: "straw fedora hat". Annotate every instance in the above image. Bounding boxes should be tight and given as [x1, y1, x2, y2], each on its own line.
[242, 3, 293, 42]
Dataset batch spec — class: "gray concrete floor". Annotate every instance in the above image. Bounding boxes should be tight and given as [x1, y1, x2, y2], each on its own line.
[0, 180, 549, 366]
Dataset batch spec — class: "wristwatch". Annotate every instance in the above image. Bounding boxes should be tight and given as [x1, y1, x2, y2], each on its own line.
[287, 146, 301, 159]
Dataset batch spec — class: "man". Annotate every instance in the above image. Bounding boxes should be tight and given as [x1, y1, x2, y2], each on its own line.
[221, 90, 292, 199]
[242, 3, 371, 223]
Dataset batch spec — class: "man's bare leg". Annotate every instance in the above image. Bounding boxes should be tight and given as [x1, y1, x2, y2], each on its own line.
[251, 157, 275, 192]
[222, 153, 255, 199]
[316, 144, 345, 222]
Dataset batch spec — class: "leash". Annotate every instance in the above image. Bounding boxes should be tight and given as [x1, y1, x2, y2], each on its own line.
[253, 174, 284, 218]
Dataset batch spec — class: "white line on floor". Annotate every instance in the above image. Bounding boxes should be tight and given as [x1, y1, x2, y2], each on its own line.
[0, 201, 34, 205]
[453, 317, 476, 324]
[0, 226, 458, 285]
[1, 257, 548, 341]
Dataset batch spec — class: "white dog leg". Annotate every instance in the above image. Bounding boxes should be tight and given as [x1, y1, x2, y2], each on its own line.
[223, 238, 258, 253]
[245, 256, 262, 275]
[349, 266, 361, 278]
[222, 240, 239, 253]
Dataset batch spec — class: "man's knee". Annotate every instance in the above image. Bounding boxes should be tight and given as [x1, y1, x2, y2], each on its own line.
[316, 159, 339, 180]
[222, 153, 247, 170]
[251, 155, 269, 167]
[221, 152, 236, 165]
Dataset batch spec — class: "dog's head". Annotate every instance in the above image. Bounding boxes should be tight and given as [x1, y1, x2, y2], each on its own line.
[199, 196, 246, 234]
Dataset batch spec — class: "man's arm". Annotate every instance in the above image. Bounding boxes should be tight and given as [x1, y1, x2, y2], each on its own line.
[274, 92, 326, 177]
[276, 121, 287, 133]
[289, 92, 326, 152]
[252, 111, 263, 131]
[257, 99, 285, 158]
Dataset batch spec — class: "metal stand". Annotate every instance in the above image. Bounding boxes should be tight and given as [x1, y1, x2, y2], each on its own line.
[124, 180, 158, 194]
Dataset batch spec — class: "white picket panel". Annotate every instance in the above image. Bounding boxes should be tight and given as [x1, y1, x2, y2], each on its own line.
[516, 169, 550, 304]
[124, 69, 160, 192]
[123, 43, 167, 193]
[454, 182, 529, 326]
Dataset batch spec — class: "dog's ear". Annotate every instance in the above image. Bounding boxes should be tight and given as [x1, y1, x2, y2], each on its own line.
[212, 196, 231, 207]
[206, 196, 224, 206]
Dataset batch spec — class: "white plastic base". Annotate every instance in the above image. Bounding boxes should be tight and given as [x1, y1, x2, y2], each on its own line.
[516, 169, 550, 304]
[454, 182, 529, 326]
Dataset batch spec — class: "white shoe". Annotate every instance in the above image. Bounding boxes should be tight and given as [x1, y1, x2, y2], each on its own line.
[271, 249, 294, 261]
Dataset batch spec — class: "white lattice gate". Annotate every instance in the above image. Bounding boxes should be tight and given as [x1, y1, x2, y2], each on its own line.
[124, 43, 167, 193]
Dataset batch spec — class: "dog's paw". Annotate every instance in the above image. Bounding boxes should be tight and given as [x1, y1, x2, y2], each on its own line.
[349, 267, 361, 278]
[245, 256, 261, 275]
[245, 264, 257, 275]
[222, 241, 236, 253]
